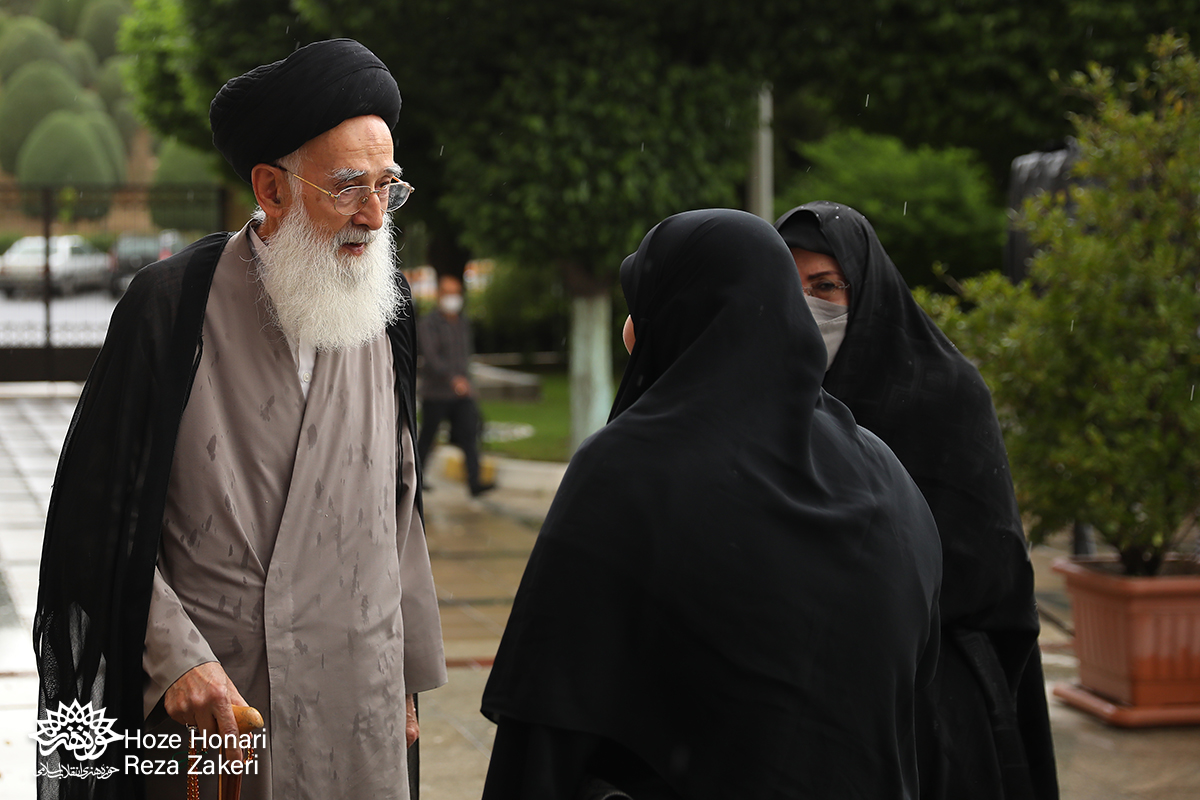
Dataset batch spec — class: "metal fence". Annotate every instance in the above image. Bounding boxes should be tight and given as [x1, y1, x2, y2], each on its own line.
[0, 183, 228, 381]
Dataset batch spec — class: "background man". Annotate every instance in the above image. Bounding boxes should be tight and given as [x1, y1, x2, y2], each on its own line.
[416, 274, 493, 497]
[34, 39, 446, 800]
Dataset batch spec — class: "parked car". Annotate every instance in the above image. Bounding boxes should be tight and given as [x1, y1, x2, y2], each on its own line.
[0, 235, 110, 297]
[108, 230, 183, 296]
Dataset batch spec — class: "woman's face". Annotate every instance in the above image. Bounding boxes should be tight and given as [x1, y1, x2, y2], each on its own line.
[791, 248, 850, 307]
[622, 315, 636, 354]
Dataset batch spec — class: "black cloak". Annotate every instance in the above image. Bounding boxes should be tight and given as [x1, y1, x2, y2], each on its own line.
[481, 209, 942, 800]
[32, 234, 421, 800]
[775, 201, 1058, 800]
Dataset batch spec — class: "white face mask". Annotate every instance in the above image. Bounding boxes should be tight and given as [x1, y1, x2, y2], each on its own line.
[804, 294, 849, 371]
[439, 293, 464, 314]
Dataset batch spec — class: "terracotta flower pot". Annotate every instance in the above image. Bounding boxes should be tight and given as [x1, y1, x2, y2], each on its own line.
[1052, 556, 1200, 727]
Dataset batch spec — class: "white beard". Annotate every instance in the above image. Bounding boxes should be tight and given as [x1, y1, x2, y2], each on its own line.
[255, 204, 403, 352]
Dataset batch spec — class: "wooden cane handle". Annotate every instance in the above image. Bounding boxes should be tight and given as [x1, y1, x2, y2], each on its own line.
[232, 705, 263, 734]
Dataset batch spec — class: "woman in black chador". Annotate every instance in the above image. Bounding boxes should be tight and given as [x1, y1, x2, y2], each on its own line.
[481, 209, 942, 800]
[775, 201, 1059, 800]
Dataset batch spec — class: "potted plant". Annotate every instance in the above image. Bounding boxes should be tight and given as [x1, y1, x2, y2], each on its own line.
[919, 33, 1200, 726]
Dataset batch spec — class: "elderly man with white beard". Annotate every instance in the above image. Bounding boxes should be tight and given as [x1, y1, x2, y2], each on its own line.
[33, 39, 446, 800]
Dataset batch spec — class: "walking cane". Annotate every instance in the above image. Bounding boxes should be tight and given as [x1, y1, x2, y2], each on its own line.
[186, 705, 263, 800]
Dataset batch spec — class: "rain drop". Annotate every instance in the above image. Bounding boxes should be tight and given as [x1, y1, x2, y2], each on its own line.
[1192, 385, 1196, 401]
[439, 145, 444, 156]
[1070, 320, 1074, 332]
[641, 142, 645, 152]
[865, 94, 870, 108]
[903, 202, 907, 216]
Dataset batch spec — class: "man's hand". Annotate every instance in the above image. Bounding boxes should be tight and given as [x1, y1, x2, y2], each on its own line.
[164, 662, 247, 761]
[451, 375, 471, 397]
[406, 694, 419, 748]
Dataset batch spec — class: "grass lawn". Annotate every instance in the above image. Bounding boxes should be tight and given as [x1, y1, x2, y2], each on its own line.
[478, 372, 583, 462]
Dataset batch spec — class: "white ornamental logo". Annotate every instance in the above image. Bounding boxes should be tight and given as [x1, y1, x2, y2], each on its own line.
[32, 700, 123, 761]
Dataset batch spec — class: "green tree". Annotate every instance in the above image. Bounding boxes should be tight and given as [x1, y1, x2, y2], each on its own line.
[780, 0, 1200, 188]
[919, 34, 1200, 576]
[0, 59, 82, 175]
[80, 107, 126, 180]
[95, 54, 127, 109]
[120, 0, 237, 154]
[150, 137, 221, 230]
[17, 109, 115, 219]
[62, 37, 99, 85]
[779, 129, 1005, 286]
[35, 0, 90, 38]
[77, 0, 128, 61]
[109, 94, 138, 152]
[0, 15, 70, 81]
[437, 29, 754, 445]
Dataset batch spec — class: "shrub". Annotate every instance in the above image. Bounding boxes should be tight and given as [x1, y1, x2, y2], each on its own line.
[110, 95, 138, 153]
[76, 0, 126, 62]
[74, 88, 105, 114]
[778, 128, 1005, 287]
[0, 15, 70, 81]
[95, 54, 127, 110]
[150, 138, 220, 230]
[79, 108, 126, 181]
[35, 0, 89, 38]
[16, 109, 115, 219]
[62, 37, 98, 86]
[918, 34, 1200, 576]
[0, 59, 81, 175]
[472, 258, 569, 357]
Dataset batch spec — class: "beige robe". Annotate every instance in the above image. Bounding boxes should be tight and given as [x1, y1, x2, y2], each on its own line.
[141, 226, 446, 799]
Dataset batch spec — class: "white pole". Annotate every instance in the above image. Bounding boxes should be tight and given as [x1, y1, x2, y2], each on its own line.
[748, 84, 774, 222]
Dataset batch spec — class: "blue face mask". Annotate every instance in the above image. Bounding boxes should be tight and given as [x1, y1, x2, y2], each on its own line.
[804, 295, 849, 371]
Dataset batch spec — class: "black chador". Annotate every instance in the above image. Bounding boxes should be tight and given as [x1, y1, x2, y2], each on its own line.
[777, 201, 1059, 800]
[482, 209, 943, 799]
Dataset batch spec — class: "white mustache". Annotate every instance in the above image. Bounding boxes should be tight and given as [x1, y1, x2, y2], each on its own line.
[335, 226, 379, 246]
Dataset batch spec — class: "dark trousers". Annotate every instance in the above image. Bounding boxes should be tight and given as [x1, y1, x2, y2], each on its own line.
[417, 397, 484, 493]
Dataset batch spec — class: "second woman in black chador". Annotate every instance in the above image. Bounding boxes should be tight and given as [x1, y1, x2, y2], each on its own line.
[776, 201, 1058, 800]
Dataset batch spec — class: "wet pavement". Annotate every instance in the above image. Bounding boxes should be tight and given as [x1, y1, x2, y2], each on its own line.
[1, 384, 1198, 799]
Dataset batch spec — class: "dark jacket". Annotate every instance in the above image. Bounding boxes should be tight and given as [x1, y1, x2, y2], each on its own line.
[417, 310, 472, 401]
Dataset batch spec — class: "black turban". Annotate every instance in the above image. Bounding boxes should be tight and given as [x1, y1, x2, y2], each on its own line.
[210, 39, 401, 183]
[775, 206, 836, 257]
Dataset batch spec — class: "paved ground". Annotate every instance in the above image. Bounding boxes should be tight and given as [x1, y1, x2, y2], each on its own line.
[2, 384, 1199, 799]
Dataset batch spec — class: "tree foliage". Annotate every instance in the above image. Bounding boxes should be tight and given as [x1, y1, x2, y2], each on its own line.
[77, 0, 128, 62]
[122, 0, 317, 158]
[95, 53, 127, 108]
[0, 59, 82, 174]
[150, 137, 221, 230]
[17, 109, 115, 218]
[62, 36, 98, 85]
[783, 0, 1200, 189]
[779, 129, 1005, 286]
[34, 0, 88, 38]
[438, 30, 754, 288]
[918, 34, 1200, 576]
[80, 106, 126, 180]
[0, 15, 70, 81]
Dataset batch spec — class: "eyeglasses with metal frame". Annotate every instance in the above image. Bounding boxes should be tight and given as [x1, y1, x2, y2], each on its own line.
[274, 164, 414, 215]
[802, 280, 851, 301]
